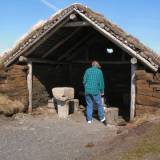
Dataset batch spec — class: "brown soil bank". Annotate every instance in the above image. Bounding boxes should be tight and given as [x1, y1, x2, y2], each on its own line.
[92, 119, 160, 160]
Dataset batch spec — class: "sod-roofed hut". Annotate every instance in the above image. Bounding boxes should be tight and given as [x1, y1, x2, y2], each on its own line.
[0, 4, 160, 120]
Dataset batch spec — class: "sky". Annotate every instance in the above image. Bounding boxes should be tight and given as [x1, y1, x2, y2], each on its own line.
[0, 0, 160, 54]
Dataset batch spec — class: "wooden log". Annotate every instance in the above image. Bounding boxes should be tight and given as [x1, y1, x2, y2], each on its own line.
[64, 21, 90, 27]
[27, 61, 33, 113]
[71, 61, 130, 64]
[130, 62, 137, 121]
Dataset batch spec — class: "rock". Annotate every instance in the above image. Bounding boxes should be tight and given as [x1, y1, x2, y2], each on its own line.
[52, 87, 74, 100]
[105, 107, 119, 125]
[57, 100, 69, 118]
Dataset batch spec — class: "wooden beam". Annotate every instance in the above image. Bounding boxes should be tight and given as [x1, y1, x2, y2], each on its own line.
[19, 56, 68, 65]
[64, 21, 90, 27]
[19, 56, 131, 65]
[71, 61, 130, 64]
[74, 9, 158, 72]
[42, 28, 81, 58]
[30, 59, 67, 65]
[4, 10, 74, 67]
[58, 33, 92, 61]
[130, 58, 137, 121]
[66, 49, 83, 61]
[27, 61, 33, 113]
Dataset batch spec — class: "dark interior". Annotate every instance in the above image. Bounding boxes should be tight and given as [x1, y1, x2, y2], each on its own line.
[28, 16, 132, 120]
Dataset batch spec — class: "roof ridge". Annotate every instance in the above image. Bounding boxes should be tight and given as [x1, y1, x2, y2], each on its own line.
[1, 3, 159, 69]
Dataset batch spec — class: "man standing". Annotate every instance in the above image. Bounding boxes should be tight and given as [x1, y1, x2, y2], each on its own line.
[83, 61, 107, 126]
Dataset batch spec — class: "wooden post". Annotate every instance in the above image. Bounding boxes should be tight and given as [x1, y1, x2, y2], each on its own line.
[130, 58, 137, 121]
[27, 61, 33, 113]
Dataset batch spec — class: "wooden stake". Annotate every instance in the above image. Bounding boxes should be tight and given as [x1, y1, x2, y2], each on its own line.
[27, 61, 33, 113]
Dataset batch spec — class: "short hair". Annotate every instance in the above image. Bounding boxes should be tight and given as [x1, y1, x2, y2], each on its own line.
[92, 61, 101, 68]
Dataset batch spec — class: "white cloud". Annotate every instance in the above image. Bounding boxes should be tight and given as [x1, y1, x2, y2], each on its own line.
[40, 0, 59, 12]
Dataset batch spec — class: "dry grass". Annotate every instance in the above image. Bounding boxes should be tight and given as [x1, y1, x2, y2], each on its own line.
[133, 113, 150, 126]
[134, 110, 160, 126]
[31, 106, 56, 117]
[121, 122, 160, 160]
[0, 94, 24, 116]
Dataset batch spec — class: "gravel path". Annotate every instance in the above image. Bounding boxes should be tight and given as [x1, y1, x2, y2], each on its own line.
[0, 112, 117, 160]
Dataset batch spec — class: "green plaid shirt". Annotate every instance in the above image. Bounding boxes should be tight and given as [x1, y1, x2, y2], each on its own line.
[83, 66, 105, 95]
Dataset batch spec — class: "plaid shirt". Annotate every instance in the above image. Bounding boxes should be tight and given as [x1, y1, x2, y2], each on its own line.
[83, 66, 105, 95]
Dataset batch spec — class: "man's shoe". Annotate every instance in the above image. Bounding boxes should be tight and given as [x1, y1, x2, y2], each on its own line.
[100, 118, 107, 126]
[102, 120, 107, 126]
[87, 120, 92, 124]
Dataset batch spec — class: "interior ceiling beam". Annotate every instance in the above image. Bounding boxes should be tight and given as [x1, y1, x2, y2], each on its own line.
[74, 9, 158, 72]
[4, 16, 71, 67]
[57, 33, 92, 61]
[19, 56, 67, 65]
[71, 61, 130, 64]
[19, 56, 130, 65]
[64, 21, 90, 27]
[42, 27, 82, 58]
[23, 14, 71, 58]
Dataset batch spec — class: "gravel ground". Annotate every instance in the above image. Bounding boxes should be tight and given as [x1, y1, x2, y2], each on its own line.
[0, 112, 117, 160]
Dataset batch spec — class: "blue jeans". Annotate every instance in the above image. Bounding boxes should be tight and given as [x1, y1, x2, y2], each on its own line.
[85, 94, 105, 121]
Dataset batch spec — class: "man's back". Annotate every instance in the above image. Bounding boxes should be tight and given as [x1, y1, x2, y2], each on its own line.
[83, 66, 104, 95]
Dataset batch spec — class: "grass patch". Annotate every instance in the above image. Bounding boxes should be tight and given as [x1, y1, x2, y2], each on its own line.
[0, 94, 24, 116]
[121, 122, 160, 160]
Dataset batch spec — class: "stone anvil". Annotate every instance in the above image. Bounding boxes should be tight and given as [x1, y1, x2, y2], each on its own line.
[52, 87, 74, 101]
[52, 87, 76, 118]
